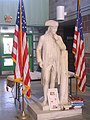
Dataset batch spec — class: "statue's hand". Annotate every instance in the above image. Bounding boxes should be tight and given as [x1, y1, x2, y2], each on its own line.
[39, 61, 43, 68]
[53, 34, 59, 41]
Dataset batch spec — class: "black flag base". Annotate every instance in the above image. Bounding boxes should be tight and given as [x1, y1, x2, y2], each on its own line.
[16, 111, 30, 120]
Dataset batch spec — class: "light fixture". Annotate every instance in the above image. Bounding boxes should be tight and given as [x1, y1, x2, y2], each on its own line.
[56, 6, 67, 21]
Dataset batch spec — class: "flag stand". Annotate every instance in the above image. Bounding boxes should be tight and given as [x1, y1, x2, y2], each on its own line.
[76, 79, 78, 96]
[13, 0, 31, 119]
[17, 111, 29, 120]
[16, 90, 30, 119]
[16, 0, 30, 119]
[72, 0, 86, 93]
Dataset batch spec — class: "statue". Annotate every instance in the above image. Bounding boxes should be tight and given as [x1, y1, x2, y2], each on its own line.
[36, 20, 68, 106]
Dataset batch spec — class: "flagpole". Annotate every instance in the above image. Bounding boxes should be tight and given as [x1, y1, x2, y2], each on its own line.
[20, 0, 25, 114]
[76, 0, 80, 96]
[76, 0, 79, 97]
[73, 0, 86, 94]
[17, 0, 29, 119]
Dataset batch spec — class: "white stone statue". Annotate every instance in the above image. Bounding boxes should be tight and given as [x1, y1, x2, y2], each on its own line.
[36, 20, 68, 106]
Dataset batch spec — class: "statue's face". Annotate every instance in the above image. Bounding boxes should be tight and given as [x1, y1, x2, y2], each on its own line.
[50, 26, 58, 34]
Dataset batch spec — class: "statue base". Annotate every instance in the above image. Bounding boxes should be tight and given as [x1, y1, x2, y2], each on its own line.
[25, 96, 82, 120]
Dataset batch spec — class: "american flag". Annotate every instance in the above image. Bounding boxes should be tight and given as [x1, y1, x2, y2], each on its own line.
[72, 0, 86, 92]
[12, 0, 31, 98]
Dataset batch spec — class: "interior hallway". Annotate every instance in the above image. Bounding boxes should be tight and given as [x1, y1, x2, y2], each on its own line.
[0, 78, 90, 120]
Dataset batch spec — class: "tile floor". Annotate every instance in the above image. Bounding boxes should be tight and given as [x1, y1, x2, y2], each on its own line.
[0, 79, 90, 120]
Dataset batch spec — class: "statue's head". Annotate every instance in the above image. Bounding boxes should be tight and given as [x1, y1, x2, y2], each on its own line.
[45, 20, 58, 34]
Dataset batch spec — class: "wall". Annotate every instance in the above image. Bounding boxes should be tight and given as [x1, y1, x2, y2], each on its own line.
[83, 14, 90, 86]
[49, 0, 90, 21]
[0, 0, 49, 26]
[49, 0, 90, 86]
[85, 53, 90, 86]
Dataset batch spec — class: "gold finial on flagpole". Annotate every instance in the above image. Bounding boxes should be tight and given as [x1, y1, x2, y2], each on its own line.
[77, 0, 80, 10]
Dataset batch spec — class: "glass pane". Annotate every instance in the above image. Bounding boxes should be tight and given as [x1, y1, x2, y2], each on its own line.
[3, 37, 13, 54]
[4, 58, 13, 66]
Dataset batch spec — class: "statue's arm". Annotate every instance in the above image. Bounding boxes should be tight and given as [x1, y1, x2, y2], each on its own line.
[36, 36, 43, 68]
[54, 35, 66, 50]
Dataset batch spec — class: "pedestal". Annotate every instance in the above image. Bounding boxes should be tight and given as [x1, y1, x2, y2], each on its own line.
[25, 96, 82, 120]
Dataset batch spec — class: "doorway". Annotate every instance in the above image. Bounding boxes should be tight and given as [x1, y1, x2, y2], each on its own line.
[63, 26, 75, 72]
[0, 33, 33, 75]
[0, 34, 14, 75]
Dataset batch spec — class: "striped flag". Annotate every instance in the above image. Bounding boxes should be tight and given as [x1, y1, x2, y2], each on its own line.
[12, 0, 31, 98]
[72, 0, 86, 92]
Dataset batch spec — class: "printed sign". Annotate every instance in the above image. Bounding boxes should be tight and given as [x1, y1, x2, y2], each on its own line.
[48, 88, 60, 110]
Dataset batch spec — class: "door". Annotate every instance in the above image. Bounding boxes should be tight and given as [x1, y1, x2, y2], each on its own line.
[0, 34, 14, 75]
[63, 26, 75, 72]
[0, 33, 33, 75]
[27, 34, 33, 71]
